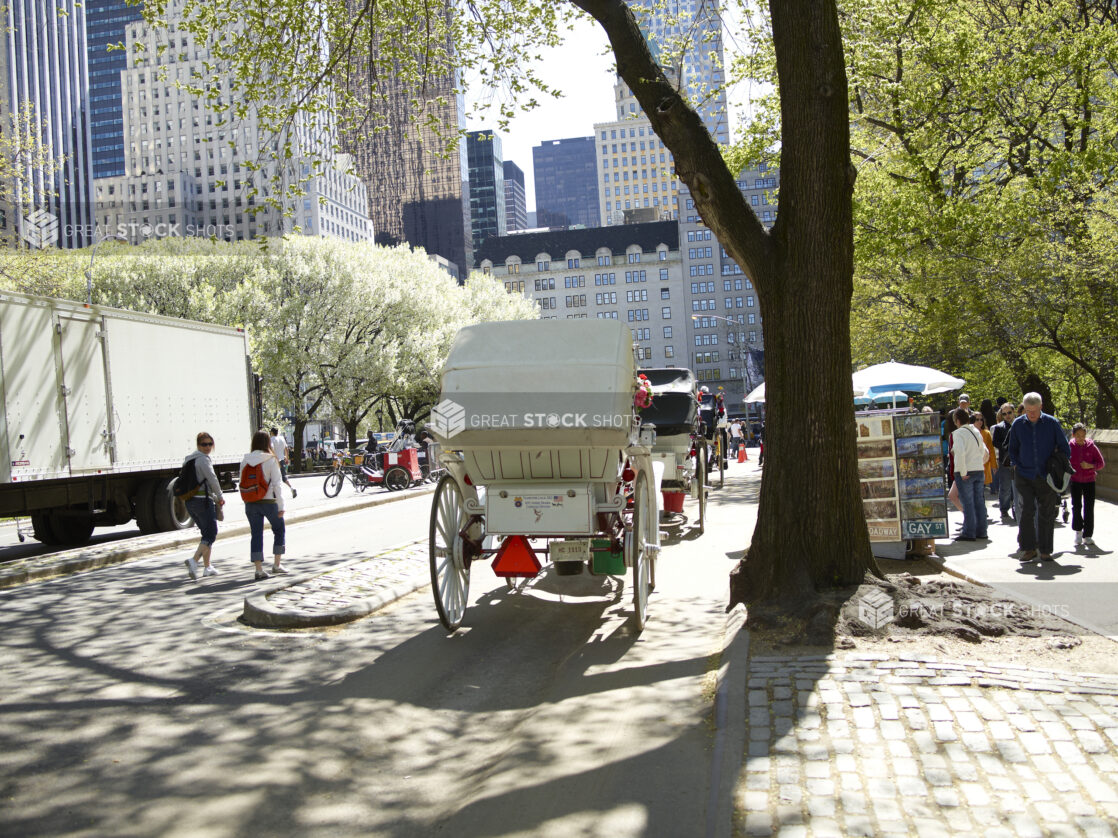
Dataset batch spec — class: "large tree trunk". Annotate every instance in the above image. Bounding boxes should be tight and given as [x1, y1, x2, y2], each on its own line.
[293, 418, 308, 473]
[578, 0, 876, 606]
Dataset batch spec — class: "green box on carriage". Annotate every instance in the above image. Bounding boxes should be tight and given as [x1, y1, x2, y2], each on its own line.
[591, 539, 625, 575]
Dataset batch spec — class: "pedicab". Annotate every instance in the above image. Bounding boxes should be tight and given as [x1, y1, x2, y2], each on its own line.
[428, 319, 661, 632]
[638, 367, 708, 534]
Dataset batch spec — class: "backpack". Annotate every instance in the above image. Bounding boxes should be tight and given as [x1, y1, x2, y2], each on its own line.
[239, 458, 271, 503]
[1045, 449, 1074, 496]
[173, 459, 202, 500]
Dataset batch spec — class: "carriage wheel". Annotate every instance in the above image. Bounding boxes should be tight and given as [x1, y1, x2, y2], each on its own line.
[430, 475, 471, 631]
[628, 470, 655, 631]
[384, 466, 411, 492]
[696, 441, 707, 535]
[323, 471, 344, 497]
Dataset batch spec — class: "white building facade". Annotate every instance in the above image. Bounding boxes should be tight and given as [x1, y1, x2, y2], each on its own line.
[92, 15, 371, 244]
[476, 221, 686, 369]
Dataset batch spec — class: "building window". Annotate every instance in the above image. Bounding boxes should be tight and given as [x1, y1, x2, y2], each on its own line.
[537, 260, 550, 271]
[661, 288, 670, 299]
[665, 346, 674, 358]
[597, 255, 610, 266]
[660, 268, 669, 280]
[628, 252, 641, 263]
[662, 306, 671, 319]
[663, 326, 673, 339]
[568, 257, 580, 268]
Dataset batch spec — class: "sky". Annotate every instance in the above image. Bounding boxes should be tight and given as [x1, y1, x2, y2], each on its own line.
[465, 17, 616, 211]
[464, 13, 758, 213]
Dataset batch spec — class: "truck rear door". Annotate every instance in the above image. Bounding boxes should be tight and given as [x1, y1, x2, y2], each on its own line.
[57, 314, 112, 472]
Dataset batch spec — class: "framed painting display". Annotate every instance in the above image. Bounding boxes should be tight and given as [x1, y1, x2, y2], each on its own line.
[855, 414, 901, 541]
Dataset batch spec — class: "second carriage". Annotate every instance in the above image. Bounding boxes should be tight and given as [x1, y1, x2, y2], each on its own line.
[638, 367, 708, 533]
[428, 319, 662, 632]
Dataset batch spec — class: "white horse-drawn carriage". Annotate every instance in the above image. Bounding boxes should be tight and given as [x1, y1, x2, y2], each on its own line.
[428, 320, 661, 631]
[639, 367, 707, 533]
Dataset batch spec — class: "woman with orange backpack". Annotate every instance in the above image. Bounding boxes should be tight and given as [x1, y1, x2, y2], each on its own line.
[240, 430, 287, 581]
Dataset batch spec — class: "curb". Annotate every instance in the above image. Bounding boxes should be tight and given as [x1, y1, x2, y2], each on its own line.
[0, 484, 435, 590]
[707, 602, 749, 838]
[242, 565, 430, 629]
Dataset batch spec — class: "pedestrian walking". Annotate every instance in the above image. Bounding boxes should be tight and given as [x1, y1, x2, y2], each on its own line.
[182, 431, 225, 580]
[991, 403, 1017, 520]
[1008, 392, 1071, 561]
[269, 427, 298, 498]
[951, 407, 988, 542]
[240, 430, 288, 581]
[729, 418, 743, 456]
[1069, 422, 1105, 547]
[972, 413, 997, 489]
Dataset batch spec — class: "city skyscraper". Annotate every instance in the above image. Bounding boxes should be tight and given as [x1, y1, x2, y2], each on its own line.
[339, 1, 472, 277]
[533, 137, 600, 229]
[92, 12, 371, 243]
[85, 0, 145, 179]
[630, 0, 730, 145]
[502, 160, 527, 232]
[0, 0, 95, 247]
[466, 130, 506, 247]
[595, 76, 680, 226]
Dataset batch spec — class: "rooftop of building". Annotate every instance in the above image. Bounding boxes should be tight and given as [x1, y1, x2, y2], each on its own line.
[475, 220, 680, 265]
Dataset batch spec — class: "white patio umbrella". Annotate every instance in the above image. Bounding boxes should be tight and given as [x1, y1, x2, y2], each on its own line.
[854, 390, 909, 407]
[744, 379, 867, 404]
[851, 361, 965, 396]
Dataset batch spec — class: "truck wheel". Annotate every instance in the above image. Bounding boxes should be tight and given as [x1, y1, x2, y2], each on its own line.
[31, 512, 59, 545]
[134, 479, 159, 534]
[49, 511, 94, 546]
[153, 477, 193, 531]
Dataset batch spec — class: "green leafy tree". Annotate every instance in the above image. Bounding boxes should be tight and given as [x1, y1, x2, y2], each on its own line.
[837, 0, 1118, 424]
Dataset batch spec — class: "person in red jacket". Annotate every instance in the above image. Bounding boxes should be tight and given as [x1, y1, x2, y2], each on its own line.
[1069, 423, 1106, 547]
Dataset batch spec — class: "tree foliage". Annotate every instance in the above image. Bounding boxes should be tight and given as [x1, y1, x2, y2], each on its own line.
[1, 237, 536, 464]
[841, 0, 1118, 424]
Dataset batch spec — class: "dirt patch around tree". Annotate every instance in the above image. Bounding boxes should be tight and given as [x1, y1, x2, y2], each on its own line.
[747, 558, 1118, 676]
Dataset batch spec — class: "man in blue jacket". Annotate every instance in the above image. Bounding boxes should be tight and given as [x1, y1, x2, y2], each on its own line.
[1008, 392, 1071, 561]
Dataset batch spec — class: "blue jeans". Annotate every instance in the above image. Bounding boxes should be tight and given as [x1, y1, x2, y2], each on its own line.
[955, 472, 987, 539]
[245, 502, 285, 563]
[185, 496, 218, 546]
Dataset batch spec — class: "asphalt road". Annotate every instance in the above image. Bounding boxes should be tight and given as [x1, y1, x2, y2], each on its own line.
[0, 464, 755, 837]
[0, 471, 384, 562]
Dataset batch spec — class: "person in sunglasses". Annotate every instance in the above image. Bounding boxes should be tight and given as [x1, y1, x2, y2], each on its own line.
[182, 432, 226, 580]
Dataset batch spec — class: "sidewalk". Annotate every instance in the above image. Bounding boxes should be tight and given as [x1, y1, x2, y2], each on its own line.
[933, 491, 1118, 638]
[739, 653, 1118, 837]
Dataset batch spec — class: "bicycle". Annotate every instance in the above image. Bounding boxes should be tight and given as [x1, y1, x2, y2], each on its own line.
[322, 453, 370, 497]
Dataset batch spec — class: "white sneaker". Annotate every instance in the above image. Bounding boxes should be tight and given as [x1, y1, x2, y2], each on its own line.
[1075, 531, 1084, 546]
[1085, 536, 1096, 547]
[203, 565, 218, 577]
[184, 557, 199, 581]
[271, 563, 289, 575]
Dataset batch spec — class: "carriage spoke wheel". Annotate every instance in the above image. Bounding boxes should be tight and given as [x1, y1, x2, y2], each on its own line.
[323, 471, 344, 497]
[628, 470, 655, 631]
[696, 441, 707, 535]
[430, 475, 471, 631]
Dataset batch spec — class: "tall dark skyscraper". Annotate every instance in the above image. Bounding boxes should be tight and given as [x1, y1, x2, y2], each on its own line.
[532, 137, 600, 229]
[339, 0, 472, 277]
[85, 0, 144, 179]
[466, 130, 506, 247]
[502, 160, 527, 232]
[0, 0, 95, 247]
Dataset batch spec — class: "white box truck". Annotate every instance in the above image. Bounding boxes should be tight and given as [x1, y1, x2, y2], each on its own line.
[0, 290, 258, 545]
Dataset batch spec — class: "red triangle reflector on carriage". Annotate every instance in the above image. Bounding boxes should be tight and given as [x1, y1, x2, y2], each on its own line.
[491, 535, 542, 577]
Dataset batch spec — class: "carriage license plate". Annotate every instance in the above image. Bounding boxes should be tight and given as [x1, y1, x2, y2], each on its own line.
[550, 540, 590, 563]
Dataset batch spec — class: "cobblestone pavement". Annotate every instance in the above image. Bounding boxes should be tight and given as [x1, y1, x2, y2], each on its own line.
[244, 539, 429, 626]
[740, 653, 1118, 837]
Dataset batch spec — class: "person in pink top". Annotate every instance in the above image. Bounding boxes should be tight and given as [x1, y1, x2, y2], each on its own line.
[1069, 422, 1105, 547]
